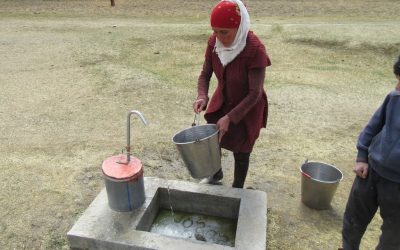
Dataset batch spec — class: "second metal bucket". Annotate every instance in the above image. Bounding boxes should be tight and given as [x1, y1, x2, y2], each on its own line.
[172, 124, 221, 179]
[300, 161, 343, 210]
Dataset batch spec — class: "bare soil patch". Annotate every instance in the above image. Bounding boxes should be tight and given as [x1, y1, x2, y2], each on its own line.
[1, 0, 399, 249]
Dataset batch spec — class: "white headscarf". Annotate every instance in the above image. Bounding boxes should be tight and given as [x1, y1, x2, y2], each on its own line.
[214, 0, 250, 67]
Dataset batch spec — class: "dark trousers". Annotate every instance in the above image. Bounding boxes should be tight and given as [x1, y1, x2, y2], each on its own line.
[232, 152, 250, 188]
[342, 167, 400, 250]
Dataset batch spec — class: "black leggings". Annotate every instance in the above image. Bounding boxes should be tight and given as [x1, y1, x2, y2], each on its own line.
[232, 152, 250, 188]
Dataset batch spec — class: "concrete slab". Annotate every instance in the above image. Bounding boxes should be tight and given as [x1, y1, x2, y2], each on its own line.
[67, 177, 267, 250]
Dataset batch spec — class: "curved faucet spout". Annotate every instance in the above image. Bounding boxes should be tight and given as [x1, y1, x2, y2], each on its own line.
[126, 110, 148, 163]
[128, 110, 148, 126]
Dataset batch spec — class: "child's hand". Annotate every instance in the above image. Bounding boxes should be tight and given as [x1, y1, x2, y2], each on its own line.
[353, 162, 368, 179]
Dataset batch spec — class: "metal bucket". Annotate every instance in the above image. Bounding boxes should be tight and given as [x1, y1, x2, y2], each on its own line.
[172, 124, 221, 179]
[300, 161, 343, 210]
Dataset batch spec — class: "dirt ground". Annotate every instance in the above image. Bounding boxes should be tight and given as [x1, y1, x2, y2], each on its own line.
[1, 0, 400, 249]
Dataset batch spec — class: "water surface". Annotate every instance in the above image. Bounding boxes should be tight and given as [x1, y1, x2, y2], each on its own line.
[149, 209, 237, 246]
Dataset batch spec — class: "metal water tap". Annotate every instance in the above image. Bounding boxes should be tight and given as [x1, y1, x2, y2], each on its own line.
[123, 110, 148, 163]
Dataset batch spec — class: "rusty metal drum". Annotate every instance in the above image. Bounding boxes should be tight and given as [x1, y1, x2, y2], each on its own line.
[102, 154, 145, 212]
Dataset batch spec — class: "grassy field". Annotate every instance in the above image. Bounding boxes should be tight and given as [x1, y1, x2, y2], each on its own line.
[1, 0, 400, 249]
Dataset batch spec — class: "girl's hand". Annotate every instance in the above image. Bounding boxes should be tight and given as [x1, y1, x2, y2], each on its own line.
[353, 162, 368, 179]
[193, 99, 206, 113]
[216, 115, 230, 142]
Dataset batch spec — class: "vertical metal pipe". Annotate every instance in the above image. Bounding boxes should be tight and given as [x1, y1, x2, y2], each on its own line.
[126, 110, 148, 162]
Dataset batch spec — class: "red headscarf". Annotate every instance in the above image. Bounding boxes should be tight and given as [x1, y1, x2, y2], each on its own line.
[210, 1, 241, 29]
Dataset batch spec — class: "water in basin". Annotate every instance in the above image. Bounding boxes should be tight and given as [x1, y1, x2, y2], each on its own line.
[149, 209, 237, 246]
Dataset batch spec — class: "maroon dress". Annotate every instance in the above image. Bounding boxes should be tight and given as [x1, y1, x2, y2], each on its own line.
[197, 31, 271, 153]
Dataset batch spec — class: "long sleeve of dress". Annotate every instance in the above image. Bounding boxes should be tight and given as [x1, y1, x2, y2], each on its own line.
[197, 45, 213, 105]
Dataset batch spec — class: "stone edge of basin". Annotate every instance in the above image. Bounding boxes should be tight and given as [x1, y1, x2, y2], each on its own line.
[67, 176, 267, 250]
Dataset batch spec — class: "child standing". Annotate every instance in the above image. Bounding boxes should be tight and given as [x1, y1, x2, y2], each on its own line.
[341, 56, 400, 250]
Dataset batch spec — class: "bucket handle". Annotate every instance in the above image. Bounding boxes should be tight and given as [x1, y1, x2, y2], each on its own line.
[191, 113, 199, 127]
[301, 159, 312, 178]
[301, 171, 312, 179]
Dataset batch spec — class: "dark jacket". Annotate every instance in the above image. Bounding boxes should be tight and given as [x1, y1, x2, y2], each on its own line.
[357, 89, 400, 182]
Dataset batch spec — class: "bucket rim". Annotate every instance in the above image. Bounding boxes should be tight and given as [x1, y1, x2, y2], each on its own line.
[172, 124, 219, 145]
[299, 161, 343, 183]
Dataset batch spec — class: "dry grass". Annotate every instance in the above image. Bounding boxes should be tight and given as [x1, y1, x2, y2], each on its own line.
[1, 0, 400, 249]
